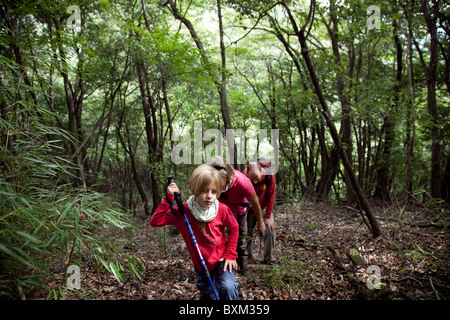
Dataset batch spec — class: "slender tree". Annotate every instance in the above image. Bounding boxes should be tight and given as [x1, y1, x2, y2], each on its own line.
[278, 0, 382, 236]
[419, 0, 441, 199]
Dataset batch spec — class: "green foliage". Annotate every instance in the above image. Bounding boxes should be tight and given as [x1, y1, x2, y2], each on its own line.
[404, 243, 442, 263]
[0, 103, 143, 299]
[304, 223, 316, 231]
[248, 250, 310, 298]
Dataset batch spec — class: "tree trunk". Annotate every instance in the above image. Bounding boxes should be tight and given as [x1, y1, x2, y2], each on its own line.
[441, 153, 450, 202]
[374, 18, 403, 200]
[117, 110, 150, 216]
[51, 16, 87, 188]
[136, 61, 162, 214]
[420, 0, 441, 199]
[281, 0, 381, 237]
[162, 0, 233, 159]
[217, 0, 234, 163]
[161, 69, 177, 173]
[404, 7, 416, 199]
[326, 0, 354, 202]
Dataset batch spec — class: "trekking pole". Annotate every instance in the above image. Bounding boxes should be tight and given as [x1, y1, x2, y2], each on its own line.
[166, 175, 220, 300]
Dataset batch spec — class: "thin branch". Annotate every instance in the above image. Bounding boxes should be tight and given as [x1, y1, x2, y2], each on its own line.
[227, 1, 283, 48]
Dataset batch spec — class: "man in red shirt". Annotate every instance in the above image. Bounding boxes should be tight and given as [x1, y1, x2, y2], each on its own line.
[244, 159, 276, 264]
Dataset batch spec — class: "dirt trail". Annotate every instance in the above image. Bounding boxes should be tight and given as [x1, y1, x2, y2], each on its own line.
[42, 201, 450, 300]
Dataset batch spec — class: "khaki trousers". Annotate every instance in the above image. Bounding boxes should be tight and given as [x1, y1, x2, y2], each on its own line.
[246, 210, 276, 263]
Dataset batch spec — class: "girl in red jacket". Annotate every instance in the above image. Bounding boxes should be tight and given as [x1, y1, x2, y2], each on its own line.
[150, 164, 239, 300]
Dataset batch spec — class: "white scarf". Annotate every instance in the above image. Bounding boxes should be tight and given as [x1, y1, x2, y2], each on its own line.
[186, 195, 219, 223]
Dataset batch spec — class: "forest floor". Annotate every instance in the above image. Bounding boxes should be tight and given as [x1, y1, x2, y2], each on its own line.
[35, 200, 450, 300]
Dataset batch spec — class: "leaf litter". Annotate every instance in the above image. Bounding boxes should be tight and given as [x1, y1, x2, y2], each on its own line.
[29, 200, 449, 300]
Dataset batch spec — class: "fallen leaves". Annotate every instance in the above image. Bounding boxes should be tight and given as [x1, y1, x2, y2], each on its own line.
[27, 200, 449, 300]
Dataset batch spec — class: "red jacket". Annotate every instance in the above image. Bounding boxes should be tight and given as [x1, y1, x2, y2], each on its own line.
[150, 195, 239, 271]
[218, 169, 255, 217]
[243, 167, 276, 219]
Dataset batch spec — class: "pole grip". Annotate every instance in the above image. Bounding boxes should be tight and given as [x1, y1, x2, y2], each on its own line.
[167, 175, 182, 204]
[166, 175, 174, 187]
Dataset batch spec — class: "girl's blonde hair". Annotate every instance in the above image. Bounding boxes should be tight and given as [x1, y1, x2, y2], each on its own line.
[189, 164, 222, 196]
[207, 156, 234, 181]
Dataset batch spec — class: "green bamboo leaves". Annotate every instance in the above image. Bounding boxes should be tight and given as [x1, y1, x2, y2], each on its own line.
[0, 104, 144, 299]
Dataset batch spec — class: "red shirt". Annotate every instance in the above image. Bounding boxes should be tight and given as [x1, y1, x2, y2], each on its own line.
[218, 169, 255, 217]
[150, 195, 239, 271]
[243, 167, 276, 219]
